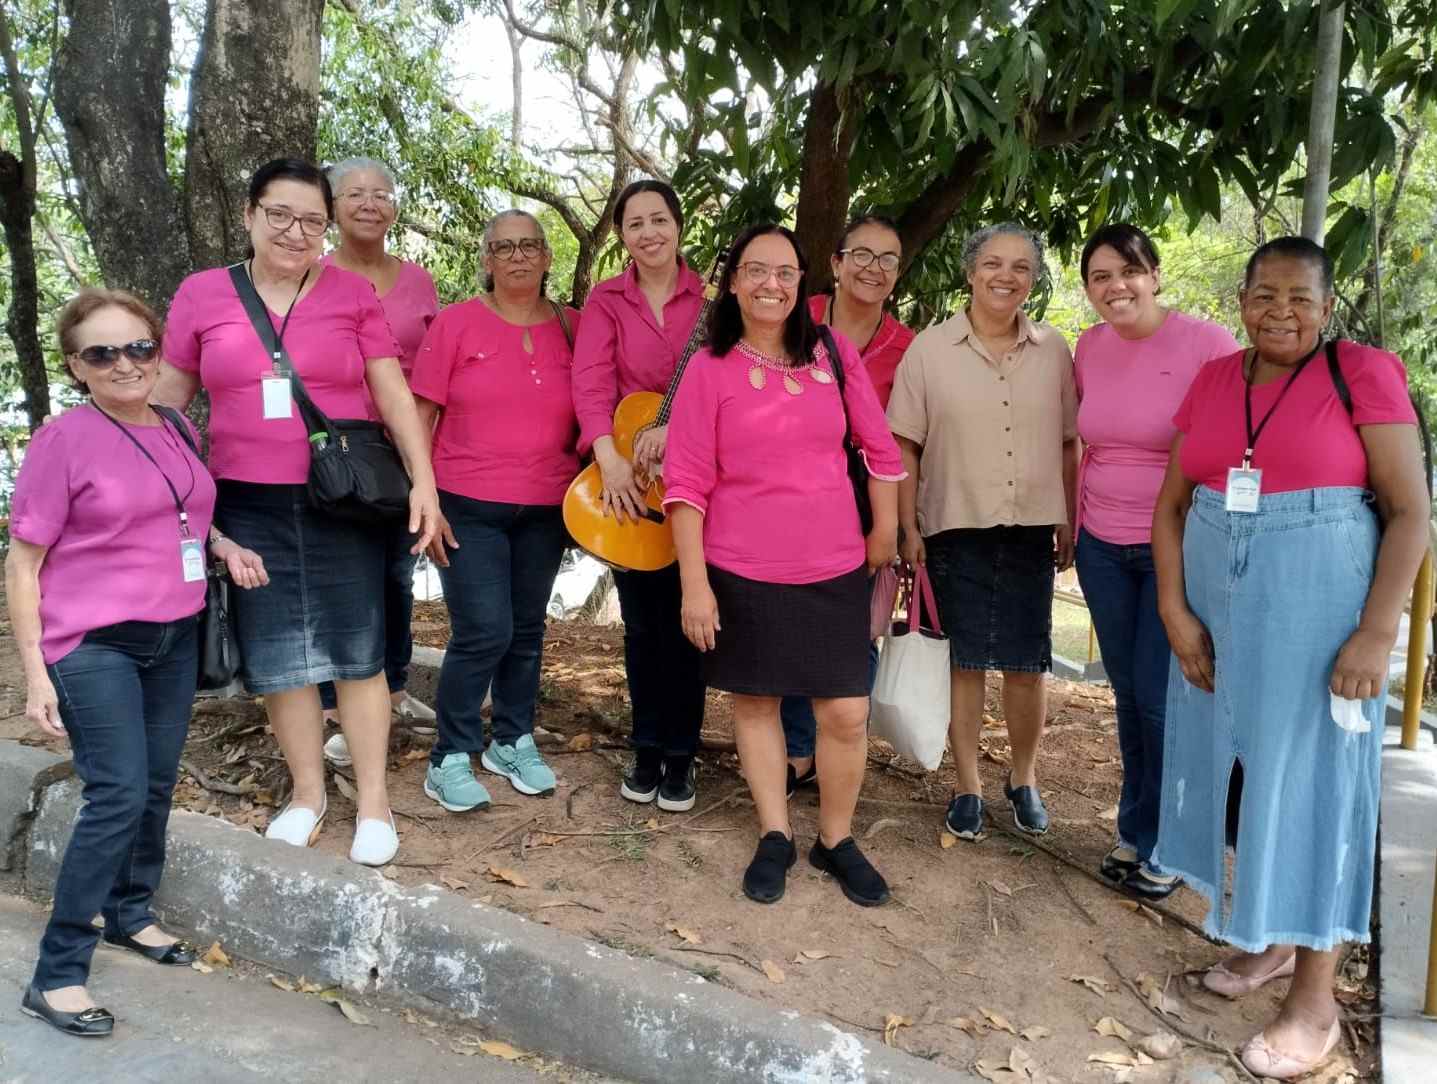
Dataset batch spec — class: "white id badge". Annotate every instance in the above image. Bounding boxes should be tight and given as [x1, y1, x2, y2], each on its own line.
[1225, 467, 1262, 513]
[261, 374, 293, 420]
[180, 537, 206, 583]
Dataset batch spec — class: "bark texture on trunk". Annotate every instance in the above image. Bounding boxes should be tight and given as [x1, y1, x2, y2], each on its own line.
[794, 80, 863, 294]
[0, 151, 50, 430]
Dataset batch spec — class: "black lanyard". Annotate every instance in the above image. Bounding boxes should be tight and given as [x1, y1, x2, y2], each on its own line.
[91, 404, 197, 537]
[1242, 341, 1323, 468]
[247, 260, 311, 373]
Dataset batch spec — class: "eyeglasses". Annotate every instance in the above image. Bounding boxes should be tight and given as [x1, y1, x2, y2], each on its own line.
[839, 247, 900, 273]
[338, 189, 398, 207]
[67, 340, 160, 368]
[736, 262, 802, 287]
[487, 238, 547, 260]
[257, 203, 330, 238]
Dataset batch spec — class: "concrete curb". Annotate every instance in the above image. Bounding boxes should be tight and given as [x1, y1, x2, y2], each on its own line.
[0, 744, 68, 876]
[10, 745, 970, 1083]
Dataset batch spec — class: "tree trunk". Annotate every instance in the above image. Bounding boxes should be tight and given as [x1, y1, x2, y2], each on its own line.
[1300, 0, 1346, 242]
[183, 0, 326, 270]
[0, 152, 50, 431]
[505, 19, 524, 152]
[794, 80, 863, 293]
[53, 0, 189, 311]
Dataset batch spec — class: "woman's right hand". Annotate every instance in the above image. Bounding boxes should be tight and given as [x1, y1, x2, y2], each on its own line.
[596, 447, 648, 525]
[899, 527, 926, 567]
[1163, 606, 1215, 693]
[26, 674, 65, 740]
[681, 580, 721, 651]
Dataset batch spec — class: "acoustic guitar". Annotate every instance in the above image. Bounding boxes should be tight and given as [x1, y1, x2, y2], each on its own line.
[562, 257, 726, 571]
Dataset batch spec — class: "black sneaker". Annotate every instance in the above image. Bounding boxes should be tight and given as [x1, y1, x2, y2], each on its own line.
[1099, 845, 1142, 882]
[943, 794, 986, 840]
[1123, 865, 1183, 900]
[620, 748, 662, 804]
[743, 831, 797, 903]
[1004, 777, 1049, 835]
[657, 755, 696, 812]
[785, 762, 817, 800]
[809, 836, 890, 907]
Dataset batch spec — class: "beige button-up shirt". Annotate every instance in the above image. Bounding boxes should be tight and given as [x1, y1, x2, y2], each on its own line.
[886, 308, 1077, 535]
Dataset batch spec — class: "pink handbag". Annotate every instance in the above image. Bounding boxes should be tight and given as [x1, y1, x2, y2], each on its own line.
[869, 563, 900, 640]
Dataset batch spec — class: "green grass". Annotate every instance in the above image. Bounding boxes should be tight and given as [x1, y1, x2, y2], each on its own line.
[1051, 596, 1098, 665]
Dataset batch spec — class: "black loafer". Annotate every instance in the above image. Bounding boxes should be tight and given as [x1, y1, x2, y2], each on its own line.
[1004, 778, 1049, 835]
[785, 763, 817, 800]
[21, 984, 114, 1037]
[743, 831, 797, 904]
[102, 930, 199, 966]
[1123, 865, 1183, 900]
[809, 836, 891, 907]
[1100, 846, 1142, 882]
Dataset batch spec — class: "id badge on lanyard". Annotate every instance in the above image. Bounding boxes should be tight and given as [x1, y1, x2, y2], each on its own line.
[1230, 344, 1322, 515]
[180, 535, 206, 582]
[262, 371, 293, 419]
[1225, 466, 1262, 513]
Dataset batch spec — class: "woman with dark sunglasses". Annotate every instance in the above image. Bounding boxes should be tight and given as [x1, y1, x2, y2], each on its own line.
[7, 289, 267, 1037]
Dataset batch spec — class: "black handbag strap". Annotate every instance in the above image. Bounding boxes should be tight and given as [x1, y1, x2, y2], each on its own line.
[550, 299, 575, 351]
[154, 405, 199, 457]
[818, 325, 858, 452]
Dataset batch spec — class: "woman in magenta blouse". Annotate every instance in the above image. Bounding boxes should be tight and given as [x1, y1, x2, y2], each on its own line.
[665, 224, 903, 908]
[318, 156, 441, 767]
[155, 158, 440, 869]
[1072, 224, 1238, 899]
[411, 209, 579, 812]
[570, 179, 708, 813]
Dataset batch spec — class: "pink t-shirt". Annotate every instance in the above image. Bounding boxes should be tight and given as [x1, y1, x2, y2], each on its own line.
[1175, 341, 1417, 494]
[662, 332, 905, 584]
[321, 255, 438, 378]
[808, 296, 915, 410]
[1075, 311, 1239, 544]
[571, 262, 706, 455]
[163, 263, 400, 484]
[409, 299, 582, 506]
[10, 405, 216, 664]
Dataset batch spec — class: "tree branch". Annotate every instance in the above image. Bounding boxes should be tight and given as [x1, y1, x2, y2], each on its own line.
[0, 2, 37, 192]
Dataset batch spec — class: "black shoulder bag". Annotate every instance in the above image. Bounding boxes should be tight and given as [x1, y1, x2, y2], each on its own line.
[1324, 339, 1434, 507]
[152, 405, 242, 692]
[817, 325, 875, 535]
[228, 263, 412, 523]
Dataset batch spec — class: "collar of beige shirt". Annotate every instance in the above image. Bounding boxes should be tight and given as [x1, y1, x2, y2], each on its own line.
[946, 306, 1046, 365]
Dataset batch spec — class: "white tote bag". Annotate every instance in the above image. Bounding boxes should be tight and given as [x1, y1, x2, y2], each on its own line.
[870, 564, 951, 771]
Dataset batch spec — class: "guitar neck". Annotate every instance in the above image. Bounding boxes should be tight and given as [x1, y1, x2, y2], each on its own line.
[653, 257, 726, 427]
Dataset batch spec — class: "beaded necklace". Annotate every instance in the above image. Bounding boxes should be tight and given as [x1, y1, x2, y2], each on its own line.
[736, 339, 834, 396]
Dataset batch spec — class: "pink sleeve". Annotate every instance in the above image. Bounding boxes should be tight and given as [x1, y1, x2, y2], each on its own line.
[1072, 327, 1092, 399]
[1203, 322, 1241, 361]
[833, 332, 905, 481]
[1173, 365, 1206, 434]
[660, 355, 719, 514]
[570, 298, 621, 456]
[355, 279, 401, 360]
[161, 276, 202, 373]
[407, 307, 458, 406]
[9, 423, 72, 547]
[1344, 343, 1419, 426]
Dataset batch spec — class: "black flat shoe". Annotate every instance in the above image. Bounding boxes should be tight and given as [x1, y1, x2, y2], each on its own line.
[1004, 777, 1050, 835]
[102, 930, 199, 965]
[1123, 866, 1183, 901]
[743, 831, 797, 904]
[785, 763, 817, 800]
[809, 836, 890, 907]
[1099, 846, 1142, 882]
[21, 984, 114, 1038]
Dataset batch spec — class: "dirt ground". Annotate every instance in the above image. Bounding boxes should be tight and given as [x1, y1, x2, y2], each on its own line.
[1, 599, 1379, 1084]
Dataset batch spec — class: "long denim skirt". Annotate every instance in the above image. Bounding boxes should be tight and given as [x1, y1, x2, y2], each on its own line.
[215, 481, 386, 695]
[1152, 486, 1382, 952]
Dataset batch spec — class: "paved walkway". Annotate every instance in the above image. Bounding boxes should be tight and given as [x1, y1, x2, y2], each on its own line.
[0, 895, 600, 1084]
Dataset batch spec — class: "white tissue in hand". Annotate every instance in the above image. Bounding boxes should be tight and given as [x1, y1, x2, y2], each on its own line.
[1330, 692, 1371, 733]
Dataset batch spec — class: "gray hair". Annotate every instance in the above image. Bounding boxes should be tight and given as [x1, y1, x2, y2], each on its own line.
[327, 156, 398, 194]
[483, 208, 546, 246]
[960, 222, 1046, 278]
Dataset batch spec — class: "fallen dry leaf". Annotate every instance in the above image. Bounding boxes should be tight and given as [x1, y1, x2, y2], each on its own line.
[1138, 1031, 1182, 1060]
[799, 949, 833, 961]
[333, 773, 358, 802]
[1008, 1045, 1035, 1075]
[940, 831, 958, 850]
[972, 1057, 1009, 1082]
[1135, 973, 1187, 1019]
[526, 832, 565, 848]
[201, 942, 231, 968]
[486, 866, 530, 888]
[1020, 1026, 1051, 1041]
[760, 959, 786, 984]
[1094, 1016, 1134, 1041]
[440, 875, 470, 891]
[478, 1040, 525, 1060]
[1138, 905, 1165, 928]
[666, 924, 702, 945]
[333, 998, 372, 1027]
[565, 732, 593, 751]
[946, 1016, 983, 1037]
[882, 1013, 912, 1046]
[401, 748, 429, 762]
[1116, 900, 1141, 913]
[644, 817, 660, 829]
[1088, 1051, 1140, 1067]
[980, 1007, 1017, 1034]
[1070, 974, 1116, 997]
[988, 880, 1013, 897]
[269, 975, 296, 992]
[190, 960, 214, 974]
[1098, 804, 1119, 822]
[862, 817, 904, 841]
[297, 977, 324, 994]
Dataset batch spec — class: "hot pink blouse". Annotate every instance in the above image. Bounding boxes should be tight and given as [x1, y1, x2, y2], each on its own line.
[11, 406, 216, 664]
[409, 299, 582, 506]
[570, 262, 706, 455]
[163, 263, 400, 484]
[662, 332, 905, 584]
[321, 255, 438, 377]
[1175, 341, 1416, 494]
[807, 296, 915, 410]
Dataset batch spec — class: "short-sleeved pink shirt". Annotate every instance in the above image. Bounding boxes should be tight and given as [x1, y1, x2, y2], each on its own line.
[409, 299, 582, 506]
[320, 255, 438, 378]
[1074, 311, 1239, 544]
[1175, 341, 1417, 493]
[162, 263, 400, 484]
[662, 332, 906, 585]
[10, 406, 216, 664]
[807, 296, 915, 410]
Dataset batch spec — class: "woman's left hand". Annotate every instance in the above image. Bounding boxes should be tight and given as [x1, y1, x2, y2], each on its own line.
[212, 539, 269, 589]
[1055, 525, 1074, 572]
[632, 425, 668, 478]
[1330, 625, 1394, 701]
[407, 483, 441, 556]
[866, 525, 899, 574]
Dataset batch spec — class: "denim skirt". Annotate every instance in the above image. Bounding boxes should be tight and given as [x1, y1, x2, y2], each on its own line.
[215, 481, 385, 694]
[1152, 486, 1382, 952]
[924, 525, 1054, 672]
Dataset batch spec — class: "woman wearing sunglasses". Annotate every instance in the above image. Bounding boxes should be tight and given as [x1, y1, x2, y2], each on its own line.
[7, 289, 266, 1037]
[155, 157, 441, 868]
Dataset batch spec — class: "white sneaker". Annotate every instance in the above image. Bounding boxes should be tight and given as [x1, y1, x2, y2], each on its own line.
[392, 693, 437, 734]
[265, 799, 327, 847]
[349, 812, 399, 866]
[322, 732, 353, 767]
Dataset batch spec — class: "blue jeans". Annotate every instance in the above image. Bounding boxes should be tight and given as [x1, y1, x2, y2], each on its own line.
[612, 564, 706, 756]
[430, 493, 567, 761]
[319, 523, 418, 710]
[1074, 528, 1170, 866]
[33, 617, 198, 990]
[779, 641, 880, 758]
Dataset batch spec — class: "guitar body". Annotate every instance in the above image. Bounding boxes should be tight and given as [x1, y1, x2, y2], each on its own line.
[562, 391, 676, 572]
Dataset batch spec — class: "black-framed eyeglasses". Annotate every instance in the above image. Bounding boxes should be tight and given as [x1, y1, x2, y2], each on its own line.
[67, 340, 160, 368]
[487, 238, 547, 261]
[839, 247, 900, 273]
[257, 203, 330, 237]
[736, 261, 802, 287]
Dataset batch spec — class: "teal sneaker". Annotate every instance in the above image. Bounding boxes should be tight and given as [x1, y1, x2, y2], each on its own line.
[480, 734, 557, 797]
[424, 752, 491, 812]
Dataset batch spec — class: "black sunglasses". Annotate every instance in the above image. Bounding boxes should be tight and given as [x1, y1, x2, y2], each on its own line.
[68, 340, 161, 368]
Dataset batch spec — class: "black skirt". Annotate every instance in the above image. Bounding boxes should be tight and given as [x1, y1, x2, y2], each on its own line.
[704, 564, 870, 698]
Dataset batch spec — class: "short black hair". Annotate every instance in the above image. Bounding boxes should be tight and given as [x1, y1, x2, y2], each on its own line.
[1243, 235, 1334, 292]
[247, 157, 334, 220]
[837, 213, 901, 254]
[1080, 223, 1160, 281]
[707, 223, 820, 363]
[614, 179, 684, 236]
